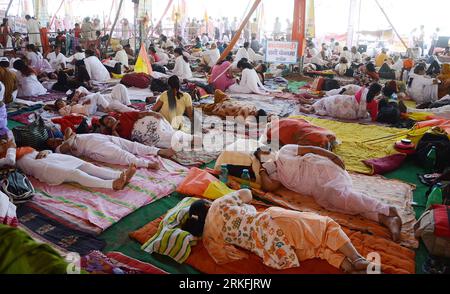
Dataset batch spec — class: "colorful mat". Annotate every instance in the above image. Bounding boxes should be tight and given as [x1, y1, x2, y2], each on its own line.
[292, 115, 406, 174]
[29, 158, 187, 232]
[17, 203, 106, 256]
[18, 90, 67, 103]
[254, 172, 418, 249]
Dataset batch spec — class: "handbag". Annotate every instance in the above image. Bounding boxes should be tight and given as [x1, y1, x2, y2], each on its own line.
[0, 169, 35, 204]
[12, 116, 49, 151]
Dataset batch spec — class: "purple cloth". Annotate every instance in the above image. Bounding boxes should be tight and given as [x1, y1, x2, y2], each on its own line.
[0, 104, 8, 137]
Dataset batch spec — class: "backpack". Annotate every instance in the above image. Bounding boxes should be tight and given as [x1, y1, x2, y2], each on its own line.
[323, 79, 340, 91]
[120, 73, 151, 89]
[1, 170, 35, 204]
[12, 116, 49, 151]
[415, 205, 450, 258]
[415, 132, 450, 172]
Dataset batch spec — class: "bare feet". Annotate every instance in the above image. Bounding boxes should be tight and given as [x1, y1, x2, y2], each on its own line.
[380, 207, 402, 242]
[147, 162, 160, 170]
[64, 128, 74, 141]
[112, 173, 127, 190]
[299, 105, 315, 114]
[125, 164, 137, 183]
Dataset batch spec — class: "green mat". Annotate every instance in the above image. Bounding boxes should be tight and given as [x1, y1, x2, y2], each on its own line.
[384, 159, 429, 274]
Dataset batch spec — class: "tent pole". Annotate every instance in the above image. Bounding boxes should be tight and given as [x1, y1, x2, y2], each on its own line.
[5, 0, 14, 17]
[148, 0, 174, 39]
[106, 0, 124, 53]
[374, 0, 408, 50]
[49, 0, 65, 28]
[218, 0, 262, 62]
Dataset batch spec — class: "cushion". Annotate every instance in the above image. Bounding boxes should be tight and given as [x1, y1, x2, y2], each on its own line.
[177, 168, 234, 200]
[141, 197, 199, 264]
[363, 154, 407, 175]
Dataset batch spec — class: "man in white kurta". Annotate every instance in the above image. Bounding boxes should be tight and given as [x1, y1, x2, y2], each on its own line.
[47, 47, 67, 71]
[26, 16, 41, 46]
[84, 51, 111, 82]
[55, 131, 166, 169]
[407, 73, 439, 104]
[113, 45, 129, 72]
[15, 149, 131, 190]
[228, 68, 272, 95]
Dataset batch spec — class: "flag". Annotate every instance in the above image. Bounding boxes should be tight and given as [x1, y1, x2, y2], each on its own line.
[134, 43, 153, 75]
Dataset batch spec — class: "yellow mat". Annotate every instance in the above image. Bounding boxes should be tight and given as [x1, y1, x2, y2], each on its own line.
[290, 116, 407, 174]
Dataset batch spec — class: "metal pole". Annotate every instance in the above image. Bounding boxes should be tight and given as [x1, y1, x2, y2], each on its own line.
[5, 0, 14, 17]
[374, 0, 408, 50]
[106, 0, 124, 53]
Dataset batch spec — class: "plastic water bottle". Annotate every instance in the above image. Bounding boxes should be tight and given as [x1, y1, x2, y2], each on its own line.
[241, 169, 251, 190]
[219, 165, 228, 184]
[426, 146, 437, 172]
[426, 183, 443, 209]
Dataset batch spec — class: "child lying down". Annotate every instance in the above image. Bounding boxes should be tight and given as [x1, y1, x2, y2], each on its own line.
[183, 189, 380, 274]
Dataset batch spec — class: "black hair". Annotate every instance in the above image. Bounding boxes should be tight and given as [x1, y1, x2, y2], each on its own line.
[343, 46, 348, 51]
[414, 64, 426, 74]
[366, 83, 382, 103]
[182, 200, 210, 237]
[99, 115, 110, 127]
[0, 60, 9, 67]
[54, 98, 65, 109]
[174, 47, 188, 63]
[256, 109, 268, 124]
[167, 75, 183, 111]
[85, 49, 95, 57]
[218, 52, 233, 65]
[237, 59, 253, 70]
[75, 46, 83, 53]
[243, 42, 250, 49]
[366, 62, 376, 73]
[26, 44, 38, 53]
[148, 46, 156, 54]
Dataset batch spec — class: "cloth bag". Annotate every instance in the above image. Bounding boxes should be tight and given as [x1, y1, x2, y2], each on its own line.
[12, 116, 49, 151]
[415, 205, 450, 258]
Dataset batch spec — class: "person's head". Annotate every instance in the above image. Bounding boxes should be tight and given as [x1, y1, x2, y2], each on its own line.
[25, 15, 31, 20]
[381, 48, 387, 54]
[210, 42, 217, 50]
[85, 49, 95, 57]
[366, 83, 382, 103]
[365, 62, 376, 73]
[174, 47, 188, 63]
[339, 57, 348, 64]
[335, 42, 340, 46]
[115, 44, 123, 52]
[0, 57, 9, 68]
[351, 46, 357, 53]
[382, 81, 398, 97]
[99, 115, 117, 129]
[75, 46, 83, 53]
[13, 59, 34, 76]
[167, 75, 183, 110]
[26, 44, 37, 52]
[256, 63, 267, 73]
[195, 37, 200, 43]
[75, 23, 80, 28]
[237, 59, 253, 70]
[148, 46, 156, 54]
[243, 42, 250, 49]
[2, 18, 8, 26]
[54, 46, 61, 55]
[414, 63, 426, 75]
[182, 200, 211, 237]
[343, 46, 348, 51]
[54, 99, 67, 110]
[161, 35, 167, 42]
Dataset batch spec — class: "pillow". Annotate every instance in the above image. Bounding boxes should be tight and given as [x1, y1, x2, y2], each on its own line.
[141, 197, 199, 264]
[363, 154, 407, 175]
[177, 168, 234, 200]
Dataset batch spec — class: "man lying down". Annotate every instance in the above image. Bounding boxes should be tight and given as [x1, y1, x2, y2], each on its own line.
[49, 128, 176, 170]
[184, 189, 378, 274]
[0, 139, 136, 191]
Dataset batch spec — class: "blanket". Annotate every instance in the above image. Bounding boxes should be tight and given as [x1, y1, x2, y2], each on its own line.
[292, 116, 406, 174]
[130, 204, 415, 274]
[254, 173, 418, 249]
[29, 157, 187, 232]
[17, 203, 106, 255]
[18, 90, 67, 103]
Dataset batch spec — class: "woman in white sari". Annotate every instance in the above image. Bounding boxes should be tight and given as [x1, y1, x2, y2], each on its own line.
[228, 60, 274, 95]
[25, 44, 54, 75]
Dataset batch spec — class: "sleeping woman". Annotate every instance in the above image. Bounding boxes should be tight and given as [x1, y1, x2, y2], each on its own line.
[301, 83, 382, 121]
[183, 189, 379, 273]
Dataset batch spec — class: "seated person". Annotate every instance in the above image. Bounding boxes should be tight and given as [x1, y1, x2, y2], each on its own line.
[12, 59, 47, 97]
[407, 64, 439, 105]
[201, 43, 220, 68]
[83, 49, 111, 82]
[254, 145, 402, 242]
[184, 189, 378, 273]
[0, 57, 18, 104]
[25, 44, 54, 78]
[46, 46, 67, 71]
[53, 128, 175, 170]
[355, 62, 380, 86]
[228, 59, 274, 95]
[152, 75, 194, 130]
[52, 68, 91, 93]
[0, 141, 135, 191]
[209, 53, 235, 92]
[301, 83, 382, 121]
[66, 46, 86, 65]
[172, 48, 193, 81]
[334, 57, 352, 77]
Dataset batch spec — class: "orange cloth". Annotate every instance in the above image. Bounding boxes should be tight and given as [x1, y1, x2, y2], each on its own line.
[16, 147, 36, 160]
[438, 64, 450, 98]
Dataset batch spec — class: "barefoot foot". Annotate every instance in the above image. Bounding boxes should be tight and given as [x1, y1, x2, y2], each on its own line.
[113, 173, 127, 190]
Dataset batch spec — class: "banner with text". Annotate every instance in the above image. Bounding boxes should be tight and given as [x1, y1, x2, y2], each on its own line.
[265, 41, 299, 64]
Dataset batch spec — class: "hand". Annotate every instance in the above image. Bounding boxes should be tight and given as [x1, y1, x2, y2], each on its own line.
[158, 148, 176, 158]
[36, 151, 50, 160]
